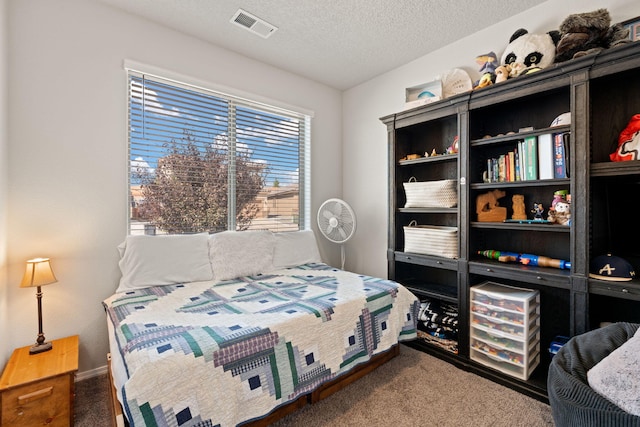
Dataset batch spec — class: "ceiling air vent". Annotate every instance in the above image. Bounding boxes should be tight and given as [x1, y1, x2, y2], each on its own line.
[230, 9, 278, 39]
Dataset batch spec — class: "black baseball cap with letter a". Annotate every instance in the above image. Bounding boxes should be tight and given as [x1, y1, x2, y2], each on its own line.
[589, 254, 636, 282]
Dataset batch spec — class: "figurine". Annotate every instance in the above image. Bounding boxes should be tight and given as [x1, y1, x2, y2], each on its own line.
[531, 202, 545, 220]
[446, 136, 460, 154]
[511, 194, 527, 220]
[476, 189, 507, 222]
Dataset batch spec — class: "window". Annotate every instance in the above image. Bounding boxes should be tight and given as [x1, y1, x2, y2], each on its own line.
[127, 70, 311, 235]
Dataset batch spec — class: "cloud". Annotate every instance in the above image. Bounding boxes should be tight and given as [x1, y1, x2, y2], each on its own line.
[130, 80, 181, 117]
[131, 156, 155, 175]
[211, 134, 254, 155]
[236, 115, 298, 147]
[279, 168, 299, 186]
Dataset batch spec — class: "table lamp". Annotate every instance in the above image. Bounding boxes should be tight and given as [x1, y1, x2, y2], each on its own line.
[20, 257, 58, 354]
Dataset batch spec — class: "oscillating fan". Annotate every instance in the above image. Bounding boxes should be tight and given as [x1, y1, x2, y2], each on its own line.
[317, 198, 357, 270]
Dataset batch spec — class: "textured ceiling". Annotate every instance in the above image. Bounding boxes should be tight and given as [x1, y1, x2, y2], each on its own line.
[94, 0, 545, 90]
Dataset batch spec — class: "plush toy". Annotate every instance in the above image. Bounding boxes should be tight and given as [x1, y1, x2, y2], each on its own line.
[473, 52, 499, 89]
[548, 200, 571, 225]
[555, 9, 630, 63]
[475, 73, 495, 89]
[500, 29, 560, 78]
[610, 114, 640, 162]
[494, 64, 511, 83]
[550, 190, 568, 210]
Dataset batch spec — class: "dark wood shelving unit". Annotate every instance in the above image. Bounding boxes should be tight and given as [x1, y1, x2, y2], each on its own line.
[381, 42, 640, 402]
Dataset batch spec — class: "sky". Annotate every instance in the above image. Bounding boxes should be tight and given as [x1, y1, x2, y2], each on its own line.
[129, 75, 303, 188]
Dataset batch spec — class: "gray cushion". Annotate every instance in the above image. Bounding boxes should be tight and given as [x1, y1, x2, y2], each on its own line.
[547, 322, 640, 427]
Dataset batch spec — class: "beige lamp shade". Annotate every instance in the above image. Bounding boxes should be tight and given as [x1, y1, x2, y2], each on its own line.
[20, 258, 58, 288]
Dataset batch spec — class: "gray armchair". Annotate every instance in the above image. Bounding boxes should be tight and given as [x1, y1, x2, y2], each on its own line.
[547, 322, 640, 427]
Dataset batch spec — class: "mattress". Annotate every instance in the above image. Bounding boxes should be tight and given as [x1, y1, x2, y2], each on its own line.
[104, 262, 418, 426]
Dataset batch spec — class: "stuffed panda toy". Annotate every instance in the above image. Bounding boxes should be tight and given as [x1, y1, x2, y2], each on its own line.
[500, 28, 561, 78]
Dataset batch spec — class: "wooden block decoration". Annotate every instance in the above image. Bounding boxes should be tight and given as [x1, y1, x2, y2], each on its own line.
[511, 194, 527, 220]
[476, 189, 507, 222]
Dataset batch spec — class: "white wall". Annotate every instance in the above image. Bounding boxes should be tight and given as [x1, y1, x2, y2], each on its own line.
[5, 0, 639, 376]
[0, 0, 9, 364]
[343, 0, 640, 279]
[5, 0, 342, 374]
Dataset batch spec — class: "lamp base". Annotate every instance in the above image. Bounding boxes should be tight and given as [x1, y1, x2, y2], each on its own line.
[29, 341, 52, 354]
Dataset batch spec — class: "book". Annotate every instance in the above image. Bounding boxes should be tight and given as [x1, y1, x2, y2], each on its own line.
[493, 158, 498, 182]
[504, 154, 510, 182]
[537, 133, 554, 180]
[564, 132, 570, 178]
[508, 151, 515, 182]
[524, 135, 538, 180]
[518, 140, 526, 181]
[553, 132, 569, 179]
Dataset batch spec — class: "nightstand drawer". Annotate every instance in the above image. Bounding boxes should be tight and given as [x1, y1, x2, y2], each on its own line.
[0, 336, 78, 427]
[1, 373, 74, 427]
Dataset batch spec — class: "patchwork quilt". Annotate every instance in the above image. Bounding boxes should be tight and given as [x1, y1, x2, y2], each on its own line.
[104, 263, 418, 427]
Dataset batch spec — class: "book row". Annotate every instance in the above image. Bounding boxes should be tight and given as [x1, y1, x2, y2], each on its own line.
[482, 132, 570, 183]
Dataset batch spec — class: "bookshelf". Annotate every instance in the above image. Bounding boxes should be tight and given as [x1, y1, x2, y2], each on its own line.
[380, 41, 640, 401]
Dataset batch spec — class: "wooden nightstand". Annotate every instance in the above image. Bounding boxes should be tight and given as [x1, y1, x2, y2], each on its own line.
[0, 335, 79, 427]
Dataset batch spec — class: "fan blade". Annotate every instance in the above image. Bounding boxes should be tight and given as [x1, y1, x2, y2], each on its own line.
[332, 202, 342, 216]
[338, 227, 347, 240]
[342, 223, 353, 235]
[323, 209, 334, 219]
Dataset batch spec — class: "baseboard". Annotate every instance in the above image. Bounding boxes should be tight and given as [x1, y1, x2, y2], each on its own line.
[76, 364, 109, 382]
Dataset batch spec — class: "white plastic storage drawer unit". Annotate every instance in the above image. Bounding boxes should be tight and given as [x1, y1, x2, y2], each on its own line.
[469, 281, 541, 380]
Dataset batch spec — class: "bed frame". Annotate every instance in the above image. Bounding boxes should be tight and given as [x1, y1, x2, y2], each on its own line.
[108, 344, 400, 427]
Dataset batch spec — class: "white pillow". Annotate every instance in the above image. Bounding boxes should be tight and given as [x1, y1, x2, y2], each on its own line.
[209, 230, 275, 281]
[587, 328, 640, 416]
[273, 230, 323, 268]
[116, 233, 213, 292]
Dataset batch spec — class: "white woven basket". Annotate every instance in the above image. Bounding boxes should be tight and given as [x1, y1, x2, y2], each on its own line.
[403, 177, 458, 208]
[403, 221, 458, 258]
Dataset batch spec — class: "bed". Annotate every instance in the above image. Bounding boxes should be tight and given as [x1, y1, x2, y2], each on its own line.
[104, 230, 419, 426]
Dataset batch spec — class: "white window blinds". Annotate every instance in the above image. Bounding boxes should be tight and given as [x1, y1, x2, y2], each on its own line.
[128, 71, 310, 235]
